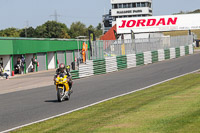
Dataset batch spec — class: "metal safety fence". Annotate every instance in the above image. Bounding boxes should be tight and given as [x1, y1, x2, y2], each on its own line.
[90, 35, 193, 60]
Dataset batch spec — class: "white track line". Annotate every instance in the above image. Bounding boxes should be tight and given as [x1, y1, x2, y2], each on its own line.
[1, 69, 200, 133]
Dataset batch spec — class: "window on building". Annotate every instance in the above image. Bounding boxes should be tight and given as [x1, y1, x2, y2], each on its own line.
[141, 2, 145, 7]
[132, 3, 136, 7]
[112, 4, 118, 9]
[137, 3, 141, 7]
[123, 3, 128, 8]
[149, 3, 152, 8]
[145, 2, 148, 7]
[119, 4, 122, 8]
[128, 3, 132, 8]
[146, 2, 149, 7]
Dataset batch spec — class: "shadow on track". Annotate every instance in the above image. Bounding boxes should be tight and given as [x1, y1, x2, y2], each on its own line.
[45, 100, 59, 103]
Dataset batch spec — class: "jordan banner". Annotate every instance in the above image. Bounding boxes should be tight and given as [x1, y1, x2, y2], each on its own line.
[117, 13, 200, 33]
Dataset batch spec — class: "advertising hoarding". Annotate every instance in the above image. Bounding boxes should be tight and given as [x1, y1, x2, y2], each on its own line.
[117, 13, 200, 34]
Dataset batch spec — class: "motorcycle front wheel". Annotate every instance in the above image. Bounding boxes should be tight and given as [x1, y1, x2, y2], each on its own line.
[57, 88, 65, 102]
[65, 91, 70, 101]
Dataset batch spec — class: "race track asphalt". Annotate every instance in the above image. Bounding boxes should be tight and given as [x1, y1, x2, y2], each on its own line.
[1, 53, 200, 132]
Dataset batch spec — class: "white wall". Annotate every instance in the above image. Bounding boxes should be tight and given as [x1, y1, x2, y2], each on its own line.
[120, 33, 164, 40]
[66, 51, 73, 66]
[0, 55, 11, 76]
[26, 54, 34, 73]
[48, 52, 55, 69]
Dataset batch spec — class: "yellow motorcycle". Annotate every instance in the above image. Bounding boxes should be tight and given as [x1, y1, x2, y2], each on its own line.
[55, 74, 70, 102]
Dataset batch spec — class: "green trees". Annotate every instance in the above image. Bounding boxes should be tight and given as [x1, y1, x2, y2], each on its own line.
[0, 28, 20, 37]
[95, 23, 103, 38]
[20, 27, 35, 37]
[174, 9, 200, 15]
[0, 21, 103, 39]
[87, 23, 103, 39]
[69, 21, 87, 38]
[69, 22, 103, 39]
[34, 21, 70, 38]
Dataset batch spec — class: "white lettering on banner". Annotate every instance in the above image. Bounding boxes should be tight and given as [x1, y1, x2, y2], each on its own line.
[116, 13, 200, 33]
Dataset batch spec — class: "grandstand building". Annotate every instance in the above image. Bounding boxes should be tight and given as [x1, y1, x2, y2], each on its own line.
[103, 0, 153, 34]
[111, 0, 153, 25]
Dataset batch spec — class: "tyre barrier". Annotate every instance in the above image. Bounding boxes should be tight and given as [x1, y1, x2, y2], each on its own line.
[71, 45, 194, 79]
[189, 45, 193, 54]
[79, 61, 93, 78]
[93, 59, 106, 75]
[164, 49, 170, 60]
[180, 46, 185, 56]
[185, 46, 189, 55]
[144, 51, 152, 65]
[158, 49, 165, 62]
[136, 53, 144, 66]
[126, 54, 136, 68]
[170, 48, 176, 59]
[105, 56, 118, 73]
[117, 55, 127, 70]
[151, 51, 158, 63]
[71, 70, 79, 79]
[175, 48, 180, 58]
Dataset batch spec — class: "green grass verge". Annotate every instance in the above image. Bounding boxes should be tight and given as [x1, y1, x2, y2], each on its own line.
[163, 29, 200, 39]
[194, 47, 200, 50]
[12, 73, 200, 133]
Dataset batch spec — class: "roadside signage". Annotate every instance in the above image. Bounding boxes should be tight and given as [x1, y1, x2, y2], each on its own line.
[117, 13, 200, 34]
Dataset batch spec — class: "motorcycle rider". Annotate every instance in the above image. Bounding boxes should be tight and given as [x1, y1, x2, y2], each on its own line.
[54, 63, 73, 93]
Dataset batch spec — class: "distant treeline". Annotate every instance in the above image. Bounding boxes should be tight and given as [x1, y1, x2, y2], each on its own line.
[0, 21, 102, 39]
[173, 9, 200, 15]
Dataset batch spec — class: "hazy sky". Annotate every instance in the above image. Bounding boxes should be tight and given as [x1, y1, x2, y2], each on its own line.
[0, 0, 200, 30]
